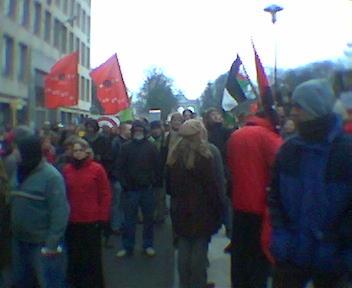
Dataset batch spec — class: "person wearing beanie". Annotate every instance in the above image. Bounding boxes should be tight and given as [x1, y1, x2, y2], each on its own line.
[116, 120, 160, 257]
[10, 135, 69, 287]
[167, 119, 224, 288]
[269, 79, 352, 287]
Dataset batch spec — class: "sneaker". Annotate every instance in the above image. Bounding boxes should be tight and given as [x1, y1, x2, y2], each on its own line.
[116, 249, 133, 258]
[144, 247, 156, 257]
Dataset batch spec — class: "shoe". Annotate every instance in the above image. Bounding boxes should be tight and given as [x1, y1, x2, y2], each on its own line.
[144, 247, 156, 257]
[116, 249, 133, 258]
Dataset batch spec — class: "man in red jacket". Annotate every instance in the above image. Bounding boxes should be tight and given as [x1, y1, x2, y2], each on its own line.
[227, 111, 282, 288]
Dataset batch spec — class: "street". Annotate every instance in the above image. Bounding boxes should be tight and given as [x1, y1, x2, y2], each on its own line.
[103, 218, 231, 288]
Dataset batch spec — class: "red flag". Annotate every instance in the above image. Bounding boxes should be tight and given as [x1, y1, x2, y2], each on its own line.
[252, 43, 280, 131]
[90, 54, 129, 115]
[44, 51, 79, 109]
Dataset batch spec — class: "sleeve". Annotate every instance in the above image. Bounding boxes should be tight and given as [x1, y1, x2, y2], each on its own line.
[116, 144, 129, 190]
[45, 173, 70, 250]
[268, 154, 289, 229]
[152, 145, 162, 187]
[97, 165, 112, 222]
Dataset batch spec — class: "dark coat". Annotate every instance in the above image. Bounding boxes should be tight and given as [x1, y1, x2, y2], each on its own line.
[117, 139, 160, 191]
[168, 153, 223, 238]
[269, 116, 352, 273]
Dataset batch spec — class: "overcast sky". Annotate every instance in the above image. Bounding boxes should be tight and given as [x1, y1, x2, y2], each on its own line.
[91, 0, 352, 99]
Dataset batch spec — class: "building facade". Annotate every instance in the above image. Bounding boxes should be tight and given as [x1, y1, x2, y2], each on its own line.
[0, 0, 91, 128]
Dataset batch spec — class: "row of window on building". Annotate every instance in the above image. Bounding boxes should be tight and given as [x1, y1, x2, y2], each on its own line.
[2, 33, 89, 82]
[4, 0, 91, 35]
[2, 35, 29, 82]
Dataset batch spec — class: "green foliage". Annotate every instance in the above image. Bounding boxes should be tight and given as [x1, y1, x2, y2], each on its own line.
[137, 68, 179, 120]
[199, 73, 227, 113]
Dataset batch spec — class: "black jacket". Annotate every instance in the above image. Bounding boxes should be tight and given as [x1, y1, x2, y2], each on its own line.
[117, 139, 160, 191]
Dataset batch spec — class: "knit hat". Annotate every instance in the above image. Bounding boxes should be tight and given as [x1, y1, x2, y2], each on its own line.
[131, 120, 147, 134]
[178, 119, 203, 137]
[150, 120, 162, 130]
[292, 79, 336, 118]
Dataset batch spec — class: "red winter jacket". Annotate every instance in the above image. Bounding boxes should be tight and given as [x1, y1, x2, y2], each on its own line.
[227, 116, 283, 214]
[63, 159, 112, 223]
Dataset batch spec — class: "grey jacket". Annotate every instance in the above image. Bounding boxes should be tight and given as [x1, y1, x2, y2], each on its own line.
[11, 161, 69, 250]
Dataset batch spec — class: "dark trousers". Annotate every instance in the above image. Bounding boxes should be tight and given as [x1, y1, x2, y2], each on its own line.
[66, 223, 104, 288]
[231, 211, 270, 288]
[272, 264, 346, 288]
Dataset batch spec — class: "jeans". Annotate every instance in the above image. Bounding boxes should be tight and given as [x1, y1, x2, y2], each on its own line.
[111, 181, 125, 231]
[12, 238, 66, 288]
[122, 188, 155, 251]
[178, 237, 209, 288]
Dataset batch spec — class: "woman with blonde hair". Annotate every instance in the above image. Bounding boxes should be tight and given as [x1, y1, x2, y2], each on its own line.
[63, 138, 111, 288]
[167, 119, 223, 288]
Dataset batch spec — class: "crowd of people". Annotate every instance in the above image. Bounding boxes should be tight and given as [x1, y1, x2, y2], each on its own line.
[0, 78, 352, 288]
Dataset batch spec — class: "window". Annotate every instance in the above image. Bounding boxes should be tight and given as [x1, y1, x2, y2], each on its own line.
[18, 43, 28, 81]
[69, 32, 74, 52]
[21, 0, 30, 27]
[54, 19, 60, 48]
[70, 0, 75, 16]
[34, 2, 42, 36]
[86, 79, 90, 101]
[5, 0, 17, 18]
[61, 25, 67, 53]
[63, 0, 68, 14]
[80, 76, 85, 100]
[76, 3, 81, 28]
[82, 10, 86, 32]
[86, 47, 90, 68]
[81, 42, 85, 67]
[55, 0, 61, 9]
[3, 35, 14, 77]
[87, 16, 91, 37]
[75, 37, 80, 55]
[44, 11, 52, 42]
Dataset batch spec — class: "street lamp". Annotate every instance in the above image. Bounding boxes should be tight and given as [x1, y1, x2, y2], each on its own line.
[264, 4, 284, 104]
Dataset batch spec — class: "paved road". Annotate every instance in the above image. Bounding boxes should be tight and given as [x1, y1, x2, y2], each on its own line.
[103, 219, 176, 288]
[103, 218, 231, 288]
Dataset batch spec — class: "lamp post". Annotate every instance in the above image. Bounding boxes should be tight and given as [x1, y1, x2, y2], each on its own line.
[264, 4, 283, 104]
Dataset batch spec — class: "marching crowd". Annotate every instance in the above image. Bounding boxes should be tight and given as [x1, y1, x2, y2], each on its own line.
[1, 78, 352, 288]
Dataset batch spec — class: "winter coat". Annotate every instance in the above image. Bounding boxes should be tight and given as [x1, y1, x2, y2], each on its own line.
[117, 139, 161, 191]
[11, 161, 69, 250]
[64, 159, 112, 223]
[269, 115, 352, 273]
[168, 152, 223, 238]
[227, 116, 283, 214]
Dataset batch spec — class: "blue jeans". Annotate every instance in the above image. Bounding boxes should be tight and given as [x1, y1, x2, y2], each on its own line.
[122, 188, 155, 251]
[12, 239, 66, 288]
[111, 181, 125, 231]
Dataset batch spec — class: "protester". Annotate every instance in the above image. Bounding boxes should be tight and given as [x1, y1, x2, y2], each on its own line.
[41, 135, 56, 164]
[150, 120, 167, 223]
[281, 118, 296, 139]
[167, 119, 223, 288]
[227, 110, 283, 288]
[182, 109, 195, 121]
[64, 138, 112, 288]
[55, 134, 80, 172]
[116, 120, 160, 257]
[269, 79, 352, 287]
[110, 121, 132, 234]
[203, 108, 233, 251]
[11, 135, 69, 288]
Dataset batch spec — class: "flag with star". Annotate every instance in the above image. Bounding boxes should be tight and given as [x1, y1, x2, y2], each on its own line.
[90, 54, 130, 115]
[44, 51, 79, 109]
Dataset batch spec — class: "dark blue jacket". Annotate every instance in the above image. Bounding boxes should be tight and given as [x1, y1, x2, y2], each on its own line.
[269, 115, 352, 273]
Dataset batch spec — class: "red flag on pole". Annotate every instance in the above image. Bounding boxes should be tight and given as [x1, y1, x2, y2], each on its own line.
[252, 42, 279, 131]
[90, 54, 129, 115]
[44, 51, 79, 109]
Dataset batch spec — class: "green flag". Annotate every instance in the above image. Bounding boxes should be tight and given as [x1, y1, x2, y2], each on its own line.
[118, 107, 134, 122]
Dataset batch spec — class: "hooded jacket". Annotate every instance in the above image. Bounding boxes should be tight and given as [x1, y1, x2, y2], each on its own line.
[269, 114, 352, 273]
[63, 159, 112, 223]
[227, 115, 283, 214]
